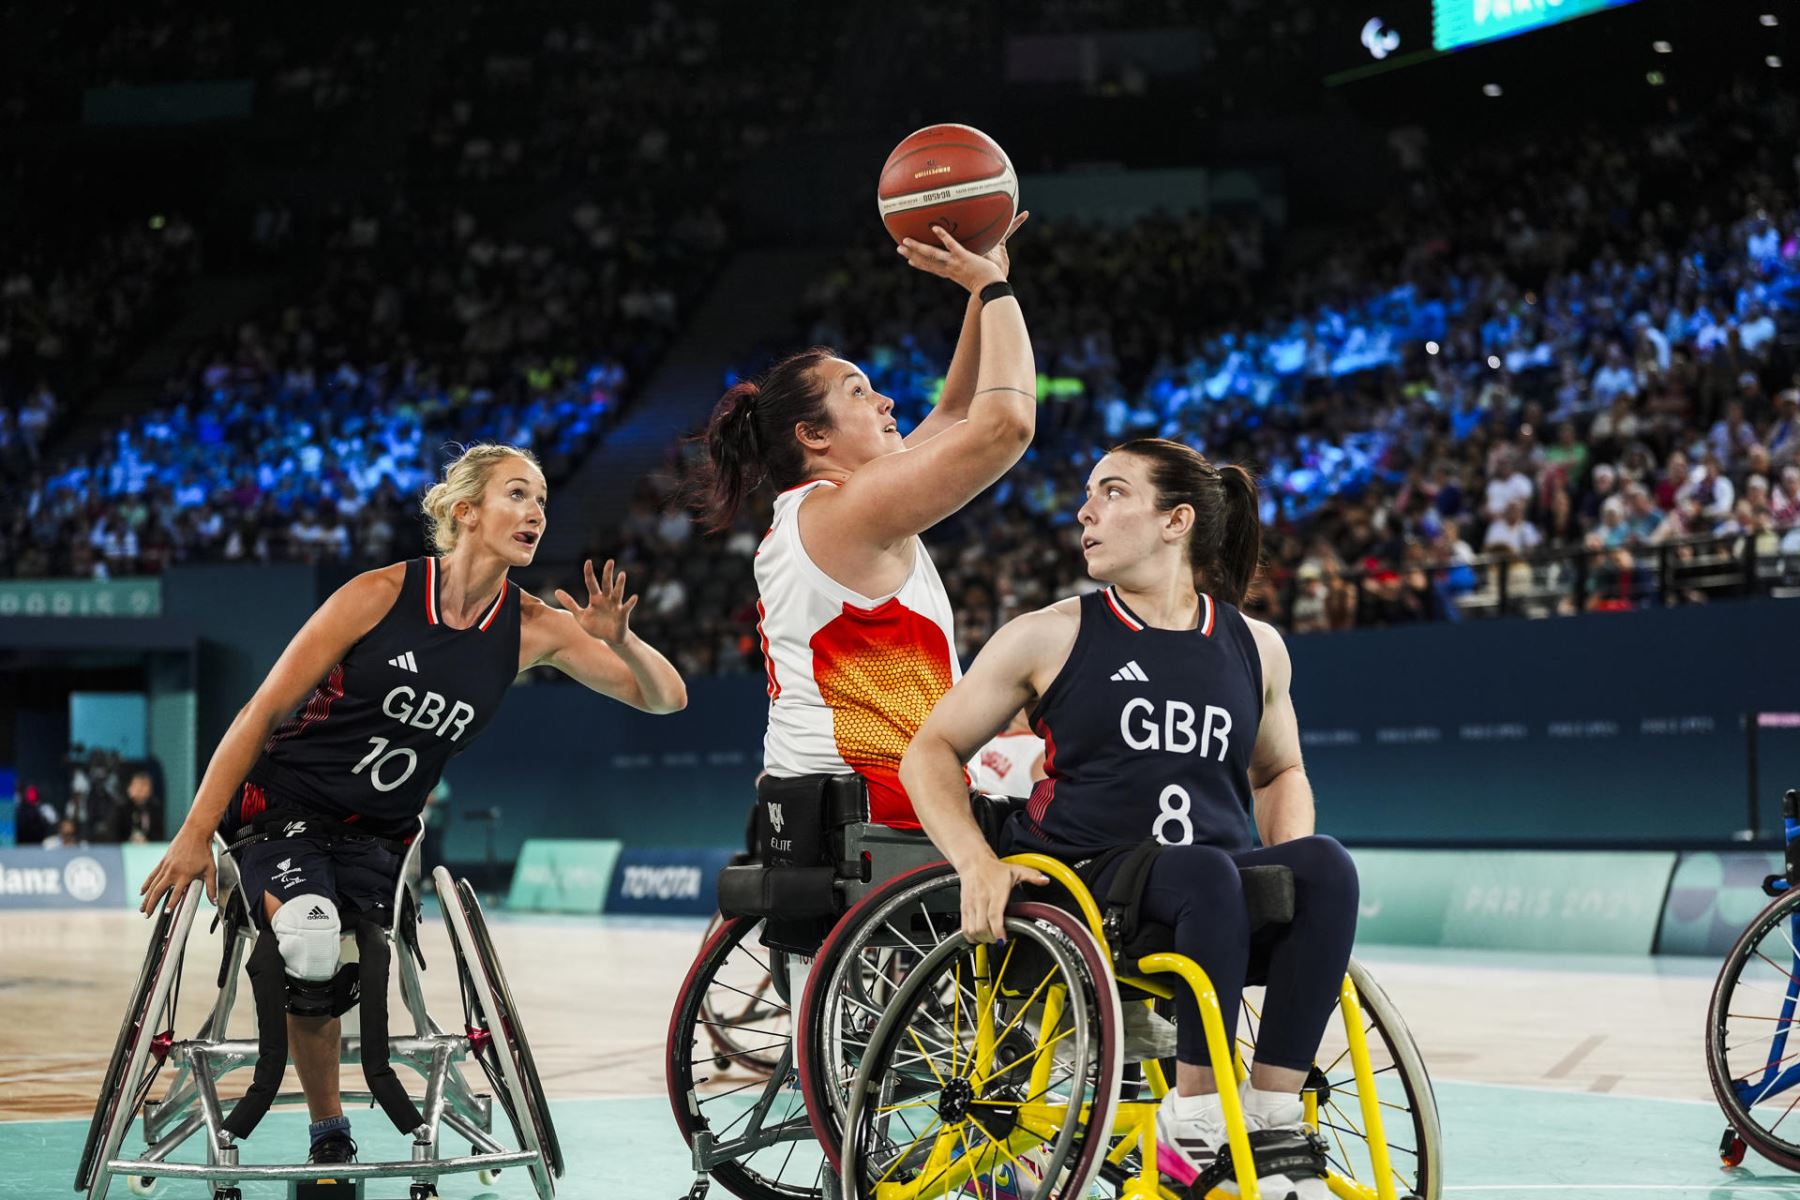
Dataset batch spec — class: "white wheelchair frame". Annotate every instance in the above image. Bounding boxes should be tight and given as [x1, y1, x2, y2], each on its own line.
[76, 821, 562, 1200]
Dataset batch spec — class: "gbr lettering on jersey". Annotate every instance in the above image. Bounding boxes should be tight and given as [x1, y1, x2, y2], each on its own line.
[351, 685, 480, 793]
[1117, 695, 1234, 845]
[1008, 587, 1262, 860]
[247, 557, 522, 834]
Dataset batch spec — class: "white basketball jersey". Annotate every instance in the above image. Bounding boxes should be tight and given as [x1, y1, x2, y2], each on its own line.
[970, 732, 1045, 801]
[756, 480, 959, 829]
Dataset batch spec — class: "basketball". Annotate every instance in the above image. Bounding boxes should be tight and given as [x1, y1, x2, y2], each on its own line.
[877, 123, 1018, 257]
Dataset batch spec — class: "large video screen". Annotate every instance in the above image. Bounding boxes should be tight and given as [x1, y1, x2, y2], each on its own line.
[1433, 0, 1641, 53]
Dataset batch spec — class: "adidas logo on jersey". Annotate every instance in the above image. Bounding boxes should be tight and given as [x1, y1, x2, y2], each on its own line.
[1110, 661, 1149, 682]
[308, 904, 329, 921]
[388, 651, 420, 673]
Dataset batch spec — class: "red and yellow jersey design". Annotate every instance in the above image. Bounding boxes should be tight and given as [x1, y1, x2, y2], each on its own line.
[755, 480, 958, 828]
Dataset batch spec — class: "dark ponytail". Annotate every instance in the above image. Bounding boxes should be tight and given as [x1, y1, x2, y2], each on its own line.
[1112, 437, 1263, 608]
[1214, 463, 1264, 609]
[690, 346, 836, 533]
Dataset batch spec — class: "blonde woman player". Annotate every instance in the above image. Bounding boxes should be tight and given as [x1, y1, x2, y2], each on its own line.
[693, 215, 1031, 828]
[137, 443, 687, 1165]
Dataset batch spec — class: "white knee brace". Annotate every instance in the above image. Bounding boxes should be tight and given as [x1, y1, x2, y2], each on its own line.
[271, 893, 341, 981]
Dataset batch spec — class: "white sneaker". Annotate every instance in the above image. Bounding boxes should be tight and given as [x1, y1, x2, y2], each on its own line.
[1241, 1086, 1330, 1200]
[1155, 1089, 1228, 1187]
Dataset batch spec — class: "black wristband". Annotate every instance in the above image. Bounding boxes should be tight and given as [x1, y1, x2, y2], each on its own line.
[978, 281, 1015, 305]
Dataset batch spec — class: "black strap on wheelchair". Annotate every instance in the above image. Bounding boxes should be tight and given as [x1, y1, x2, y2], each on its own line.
[222, 931, 290, 1139]
[1193, 1127, 1329, 1197]
[222, 809, 411, 859]
[355, 916, 425, 1134]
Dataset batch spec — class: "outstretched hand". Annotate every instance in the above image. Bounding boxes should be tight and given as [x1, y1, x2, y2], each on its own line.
[555, 558, 639, 646]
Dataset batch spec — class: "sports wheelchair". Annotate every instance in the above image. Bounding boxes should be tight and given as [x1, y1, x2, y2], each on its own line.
[666, 776, 1441, 1200]
[75, 818, 562, 1200]
[1710, 787, 1800, 1170]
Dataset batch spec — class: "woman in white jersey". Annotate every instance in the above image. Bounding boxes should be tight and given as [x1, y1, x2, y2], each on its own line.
[693, 217, 1032, 828]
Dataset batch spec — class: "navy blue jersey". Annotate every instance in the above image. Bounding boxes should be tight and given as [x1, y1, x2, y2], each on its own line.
[244, 557, 521, 838]
[1003, 587, 1264, 860]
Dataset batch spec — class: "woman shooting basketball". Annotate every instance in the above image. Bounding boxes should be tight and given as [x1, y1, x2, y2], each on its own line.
[694, 213, 1031, 828]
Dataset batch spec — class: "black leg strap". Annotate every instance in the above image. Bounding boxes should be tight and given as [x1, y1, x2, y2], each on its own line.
[221, 931, 289, 1139]
[355, 918, 425, 1133]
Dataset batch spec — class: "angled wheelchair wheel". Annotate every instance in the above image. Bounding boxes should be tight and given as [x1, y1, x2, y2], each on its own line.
[667, 914, 824, 1200]
[76, 881, 203, 1200]
[699, 911, 789, 1076]
[1708, 884, 1800, 1171]
[840, 902, 1124, 1200]
[437, 869, 563, 1198]
[1275, 957, 1442, 1200]
[797, 862, 959, 1169]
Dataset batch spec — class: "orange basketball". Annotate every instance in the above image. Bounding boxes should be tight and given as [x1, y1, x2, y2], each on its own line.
[877, 124, 1018, 257]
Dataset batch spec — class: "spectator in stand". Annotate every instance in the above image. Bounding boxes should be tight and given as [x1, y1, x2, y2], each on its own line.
[112, 770, 165, 844]
[1484, 499, 1543, 558]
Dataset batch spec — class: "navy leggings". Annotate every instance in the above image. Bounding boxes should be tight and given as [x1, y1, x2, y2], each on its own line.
[1091, 835, 1359, 1070]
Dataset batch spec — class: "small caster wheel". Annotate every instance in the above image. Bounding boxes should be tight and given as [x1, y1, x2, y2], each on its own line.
[410, 1185, 439, 1200]
[127, 1176, 157, 1196]
[212, 1190, 241, 1200]
[1721, 1125, 1748, 1168]
[478, 1166, 502, 1184]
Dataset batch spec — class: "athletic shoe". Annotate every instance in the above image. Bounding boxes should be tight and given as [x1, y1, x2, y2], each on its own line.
[1242, 1086, 1329, 1200]
[1156, 1089, 1304, 1199]
[307, 1132, 358, 1165]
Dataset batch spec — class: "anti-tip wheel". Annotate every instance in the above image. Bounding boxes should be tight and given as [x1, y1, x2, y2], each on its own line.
[477, 1166, 502, 1184]
[126, 1176, 157, 1196]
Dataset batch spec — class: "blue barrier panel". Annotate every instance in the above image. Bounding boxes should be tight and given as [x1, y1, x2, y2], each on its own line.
[0, 845, 126, 910]
[605, 848, 737, 916]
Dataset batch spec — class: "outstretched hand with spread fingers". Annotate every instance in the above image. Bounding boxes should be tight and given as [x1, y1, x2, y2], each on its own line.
[556, 558, 639, 646]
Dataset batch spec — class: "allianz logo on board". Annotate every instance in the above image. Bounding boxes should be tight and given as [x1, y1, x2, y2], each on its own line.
[0, 855, 109, 901]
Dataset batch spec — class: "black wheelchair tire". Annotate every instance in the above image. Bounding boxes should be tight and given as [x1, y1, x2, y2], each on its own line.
[451, 878, 565, 1179]
[667, 914, 824, 1200]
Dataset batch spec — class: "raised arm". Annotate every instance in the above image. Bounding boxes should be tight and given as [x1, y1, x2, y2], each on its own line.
[140, 565, 403, 912]
[900, 608, 1074, 941]
[1246, 619, 1314, 845]
[905, 212, 1028, 448]
[525, 559, 688, 714]
[815, 227, 1036, 548]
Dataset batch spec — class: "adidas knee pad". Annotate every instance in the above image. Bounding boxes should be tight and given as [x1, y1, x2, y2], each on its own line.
[272, 894, 341, 1014]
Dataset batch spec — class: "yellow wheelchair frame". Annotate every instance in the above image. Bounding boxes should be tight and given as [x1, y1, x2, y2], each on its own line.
[849, 853, 1408, 1200]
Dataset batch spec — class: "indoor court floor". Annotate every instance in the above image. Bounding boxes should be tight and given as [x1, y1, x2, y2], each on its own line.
[4, 907, 1797, 1199]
